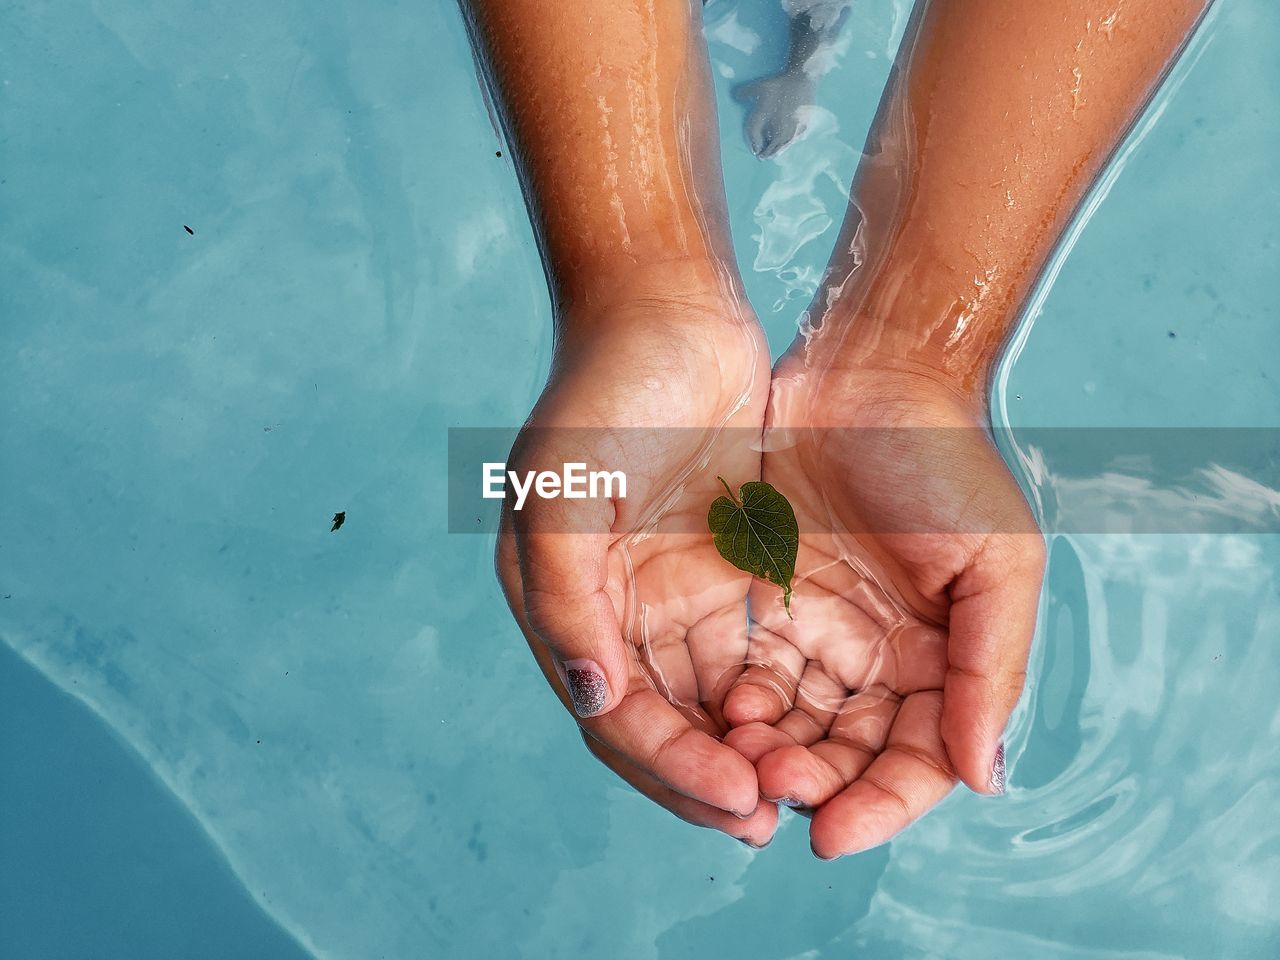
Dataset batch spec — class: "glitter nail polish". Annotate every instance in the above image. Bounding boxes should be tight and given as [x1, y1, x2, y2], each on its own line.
[563, 659, 609, 717]
[990, 741, 1007, 795]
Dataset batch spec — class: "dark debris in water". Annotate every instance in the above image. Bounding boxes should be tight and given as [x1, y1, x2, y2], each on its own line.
[331, 511, 346, 532]
[183, 224, 195, 235]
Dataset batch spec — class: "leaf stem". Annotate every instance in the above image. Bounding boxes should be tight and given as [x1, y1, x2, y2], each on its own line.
[716, 475, 737, 505]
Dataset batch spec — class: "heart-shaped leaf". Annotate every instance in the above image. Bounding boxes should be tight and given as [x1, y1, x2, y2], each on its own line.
[708, 477, 799, 616]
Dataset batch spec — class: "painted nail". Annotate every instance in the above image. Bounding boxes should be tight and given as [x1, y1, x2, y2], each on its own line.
[989, 741, 1007, 795]
[563, 659, 609, 717]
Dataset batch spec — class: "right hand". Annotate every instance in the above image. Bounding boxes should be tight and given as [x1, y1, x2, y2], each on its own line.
[495, 260, 779, 845]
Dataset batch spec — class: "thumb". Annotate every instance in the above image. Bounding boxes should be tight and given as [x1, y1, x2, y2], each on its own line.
[512, 490, 631, 719]
[940, 533, 1046, 795]
[732, 78, 764, 103]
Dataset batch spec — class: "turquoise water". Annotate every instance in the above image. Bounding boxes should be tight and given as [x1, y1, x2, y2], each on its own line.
[2, 0, 1278, 957]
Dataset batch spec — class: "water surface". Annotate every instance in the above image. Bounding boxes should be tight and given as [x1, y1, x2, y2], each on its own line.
[1, 0, 1277, 957]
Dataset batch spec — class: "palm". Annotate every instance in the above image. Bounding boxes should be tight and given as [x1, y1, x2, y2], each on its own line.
[539, 302, 769, 721]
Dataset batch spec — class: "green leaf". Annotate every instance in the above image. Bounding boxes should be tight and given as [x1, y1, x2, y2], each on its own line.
[707, 476, 799, 617]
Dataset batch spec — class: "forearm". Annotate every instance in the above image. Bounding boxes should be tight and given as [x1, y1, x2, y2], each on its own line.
[811, 0, 1211, 396]
[462, 0, 733, 315]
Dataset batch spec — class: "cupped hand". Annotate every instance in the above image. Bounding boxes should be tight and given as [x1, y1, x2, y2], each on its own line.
[723, 356, 1045, 859]
[495, 261, 779, 845]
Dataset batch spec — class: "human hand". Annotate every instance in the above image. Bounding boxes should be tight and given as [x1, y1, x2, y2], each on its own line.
[733, 69, 816, 160]
[495, 261, 780, 845]
[723, 356, 1045, 858]
[473, 0, 1202, 858]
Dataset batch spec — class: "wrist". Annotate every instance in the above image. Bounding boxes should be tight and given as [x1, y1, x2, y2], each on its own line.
[786, 319, 997, 425]
[830, 330, 996, 402]
[554, 255, 756, 341]
[799, 258, 1018, 411]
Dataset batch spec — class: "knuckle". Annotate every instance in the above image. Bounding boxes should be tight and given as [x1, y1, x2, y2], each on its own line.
[645, 725, 690, 772]
[897, 742, 957, 781]
[521, 587, 572, 639]
[862, 773, 915, 818]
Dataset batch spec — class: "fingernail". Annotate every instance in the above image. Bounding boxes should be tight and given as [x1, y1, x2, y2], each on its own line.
[738, 837, 770, 849]
[989, 741, 1007, 795]
[777, 796, 804, 808]
[563, 659, 609, 717]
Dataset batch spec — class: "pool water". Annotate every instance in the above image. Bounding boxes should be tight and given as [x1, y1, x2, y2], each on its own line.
[2, 0, 1278, 957]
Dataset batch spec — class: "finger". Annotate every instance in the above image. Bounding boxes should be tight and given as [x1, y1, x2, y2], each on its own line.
[583, 733, 780, 847]
[723, 620, 806, 726]
[754, 120, 778, 160]
[685, 603, 751, 720]
[756, 122, 788, 160]
[772, 707, 829, 748]
[500, 512, 760, 817]
[756, 689, 898, 807]
[635, 617, 702, 714]
[809, 691, 958, 860]
[770, 564, 935, 695]
[511, 488, 631, 719]
[773, 661, 849, 743]
[941, 533, 1046, 794]
[584, 686, 761, 817]
[497, 511, 594, 717]
[744, 110, 772, 158]
[732, 79, 764, 103]
[839, 624, 952, 701]
[723, 721, 799, 765]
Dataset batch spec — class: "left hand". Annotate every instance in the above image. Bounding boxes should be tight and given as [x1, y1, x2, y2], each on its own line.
[722, 354, 1046, 859]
